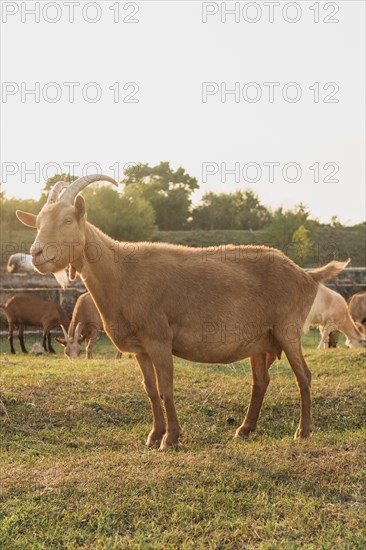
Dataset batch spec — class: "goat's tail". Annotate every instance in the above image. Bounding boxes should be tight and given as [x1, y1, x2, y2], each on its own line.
[307, 258, 350, 283]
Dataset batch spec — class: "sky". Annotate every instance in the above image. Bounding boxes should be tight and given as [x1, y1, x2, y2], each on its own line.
[1, 0, 365, 224]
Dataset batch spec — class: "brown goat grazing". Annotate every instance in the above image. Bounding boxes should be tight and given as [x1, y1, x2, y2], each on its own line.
[17, 174, 349, 450]
[55, 292, 103, 359]
[0, 294, 69, 354]
[348, 291, 366, 334]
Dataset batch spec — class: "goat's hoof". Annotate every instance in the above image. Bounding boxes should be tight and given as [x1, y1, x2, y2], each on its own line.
[235, 426, 254, 439]
[146, 429, 165, 448]
[158, 433, 179, 452]
[294, 427, 311, 440]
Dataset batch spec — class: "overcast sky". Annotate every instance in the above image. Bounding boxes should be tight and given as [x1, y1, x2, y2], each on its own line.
[1, 1, 365, 224]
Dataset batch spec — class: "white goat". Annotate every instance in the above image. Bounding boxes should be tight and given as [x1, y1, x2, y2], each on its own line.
[304, 284, 366, 349]
[7, 253, 36, 273]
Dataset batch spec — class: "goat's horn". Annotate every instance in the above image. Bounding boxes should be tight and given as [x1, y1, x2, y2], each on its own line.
[74, 322, 82, 342]
[60, 324, 69, 340]
[46, 181, 69, 205]
[60, 174, 118, 204]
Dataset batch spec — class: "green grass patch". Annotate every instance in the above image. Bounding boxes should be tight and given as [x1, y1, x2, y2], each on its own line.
[1, 334, 365, 548]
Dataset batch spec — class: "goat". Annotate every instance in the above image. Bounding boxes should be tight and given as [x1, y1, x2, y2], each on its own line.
[55, 292, 103, 359]
[348, 291, 366, 334]
[303, 285, 366, 349]
[7, 253, 36, 273]
[0, 294, 70, 354]
[16, 174, 349, 449]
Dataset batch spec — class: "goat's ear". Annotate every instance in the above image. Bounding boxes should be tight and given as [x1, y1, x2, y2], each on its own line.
[74, 196, 86, 220]
[54, 337, 66, 346]
[16, 210, 37, 228]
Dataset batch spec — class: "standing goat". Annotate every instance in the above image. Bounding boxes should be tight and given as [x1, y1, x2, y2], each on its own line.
[0, 294, 69, 354]
[55, 292, 103, 359]
[16, 174, 349, 449]
[303, 284, 366, 349]
[348, 291, 366, 334]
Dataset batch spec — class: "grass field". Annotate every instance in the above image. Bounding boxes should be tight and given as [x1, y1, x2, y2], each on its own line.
[1, 332, 365, 548]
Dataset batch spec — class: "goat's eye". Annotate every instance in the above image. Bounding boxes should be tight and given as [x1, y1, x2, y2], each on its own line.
[64, 218, 73, 225]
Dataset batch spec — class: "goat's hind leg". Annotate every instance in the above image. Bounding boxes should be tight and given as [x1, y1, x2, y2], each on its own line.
[235, 352, 272, 439]
[42, 330, 48, 352]
[47, 332, 56, 353]
[8, 322, 16, 354]
[136, 352, 166, 448]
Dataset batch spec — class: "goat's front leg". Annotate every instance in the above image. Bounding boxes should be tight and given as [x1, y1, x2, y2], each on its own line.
[235, 352, 271, 439]
[148, 346, 181, 451]
[318, 324, 333, 349]
[285, 344, 312, 439]
[135, 352, 166, 448]
[86, 329, 100, 359]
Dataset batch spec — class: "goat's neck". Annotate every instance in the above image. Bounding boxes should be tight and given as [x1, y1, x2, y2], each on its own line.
[74, 222, 127, 312]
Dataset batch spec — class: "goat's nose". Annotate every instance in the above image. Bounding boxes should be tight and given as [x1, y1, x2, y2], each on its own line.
[30, 242, 44, 258]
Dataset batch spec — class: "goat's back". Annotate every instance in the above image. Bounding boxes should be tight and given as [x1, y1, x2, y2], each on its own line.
[71, 292, 103, 335]
[117, 244, 318, 327]
[2, 294, 68, 328]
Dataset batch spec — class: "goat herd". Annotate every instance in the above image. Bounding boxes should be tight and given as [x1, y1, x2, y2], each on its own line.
[1, 174, 365, 449]
[1, 290, 104, 359]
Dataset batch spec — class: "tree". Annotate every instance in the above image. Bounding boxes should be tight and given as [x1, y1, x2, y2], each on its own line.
[191, 189, 271, 230]
[236, 189, 271, 230]
[330, 215, 342, 228]
[82, 184, 156, 241]
[1, 191, 38, 242]
[192, 192, 237, 230]
[264, 203, 310, 246]
[123, 162, 199, 230]
[290, 225, 313, 266]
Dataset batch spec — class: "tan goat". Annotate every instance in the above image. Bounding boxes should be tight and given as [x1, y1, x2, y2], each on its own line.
[348, 291, 366, 334]
[16, 174, 349, 449]
[303, 284, 366, 349]
[55, 292, 103, 359]
[0, 294, 69, 354]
